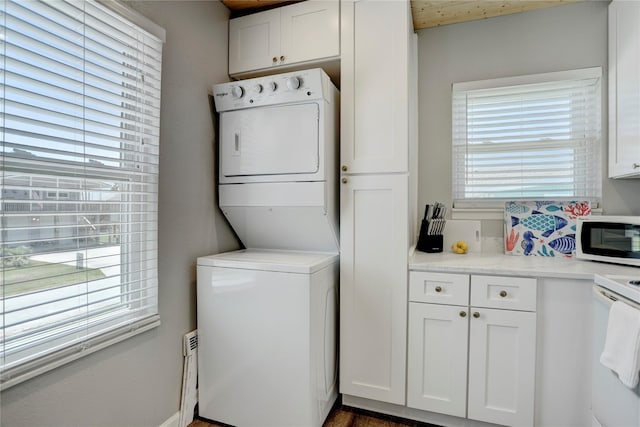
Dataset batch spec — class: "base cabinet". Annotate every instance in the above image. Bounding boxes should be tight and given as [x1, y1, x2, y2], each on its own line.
[467, 307, 536, 426]
[407, 303, 469, 417]
[407, 272, 537, 427]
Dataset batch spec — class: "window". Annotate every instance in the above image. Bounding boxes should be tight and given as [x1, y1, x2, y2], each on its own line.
[452, 68, 602, 207]
[1, 0, 164, 389]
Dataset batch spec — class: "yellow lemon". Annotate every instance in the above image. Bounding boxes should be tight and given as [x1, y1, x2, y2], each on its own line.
[452, 240, 468, 254]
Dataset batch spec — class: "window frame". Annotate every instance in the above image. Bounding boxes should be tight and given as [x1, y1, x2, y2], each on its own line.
[0, 0, 165, 390]
[451, 67, 603, 213]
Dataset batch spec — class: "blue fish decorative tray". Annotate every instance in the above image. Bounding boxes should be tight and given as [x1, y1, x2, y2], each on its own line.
[504, 201, 591, 257]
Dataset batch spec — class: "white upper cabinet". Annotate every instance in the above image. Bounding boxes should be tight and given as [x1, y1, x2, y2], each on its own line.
[229, 1, 339, 77]
[608, 0, 640, 178]
[340, 0, 411, 174]
[229, 9, 280, 75]
[280, 1, 340, 66]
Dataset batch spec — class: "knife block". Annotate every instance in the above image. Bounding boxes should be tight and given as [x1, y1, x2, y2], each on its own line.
[417, 219, 443, 253]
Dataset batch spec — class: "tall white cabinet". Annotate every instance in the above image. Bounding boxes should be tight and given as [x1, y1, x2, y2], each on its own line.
[339, 0, 417, 406]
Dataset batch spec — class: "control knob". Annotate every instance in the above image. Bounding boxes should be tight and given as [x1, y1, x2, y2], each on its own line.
[286, 76, 300, 90]
[253, 84, 263, 94]
[267, 82, 277, 92]
[231, 86, 244, 99]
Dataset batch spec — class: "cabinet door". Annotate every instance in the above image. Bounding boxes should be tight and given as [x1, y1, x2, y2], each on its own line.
[341, 0, 411, 174]
[407, 303, 468, 417]
[280, 0, 339, 66]
[229, 9, 280, 75]
[609, 0, 640, 178]
[340, 174, 408, 405]
[468, 308, 536, 427]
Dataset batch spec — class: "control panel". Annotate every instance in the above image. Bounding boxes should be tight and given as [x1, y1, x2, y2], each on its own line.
[212, 68, 329, 112]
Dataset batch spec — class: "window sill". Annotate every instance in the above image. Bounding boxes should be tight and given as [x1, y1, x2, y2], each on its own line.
[0, 315, 161, 391]
[452, 208, 504, 220]
[452, 207, 603, 221]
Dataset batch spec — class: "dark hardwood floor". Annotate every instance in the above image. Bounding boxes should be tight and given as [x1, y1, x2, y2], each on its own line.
[188, 403, 439, 427]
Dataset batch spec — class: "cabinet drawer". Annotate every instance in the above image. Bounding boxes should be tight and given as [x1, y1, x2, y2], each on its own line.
[409, 272, 469, 306]
[471, 276, 537, 311]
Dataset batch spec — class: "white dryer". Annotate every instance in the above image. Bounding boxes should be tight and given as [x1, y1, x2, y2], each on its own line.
[212, 68, 339, 253]
[198, 69, 339, 427]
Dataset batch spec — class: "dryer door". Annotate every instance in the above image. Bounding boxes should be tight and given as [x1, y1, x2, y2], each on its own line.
[220, 103, 320, 180]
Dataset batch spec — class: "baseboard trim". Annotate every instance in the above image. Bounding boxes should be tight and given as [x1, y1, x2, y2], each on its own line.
[342, 394, 496, 427]
[159, 411, 180, 427]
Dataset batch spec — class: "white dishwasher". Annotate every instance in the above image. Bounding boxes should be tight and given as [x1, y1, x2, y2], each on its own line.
[592, 274, 640, 427]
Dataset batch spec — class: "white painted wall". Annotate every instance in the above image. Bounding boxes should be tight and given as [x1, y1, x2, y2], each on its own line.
[0, 2, 239, 426]
[418, 0, 640, 237]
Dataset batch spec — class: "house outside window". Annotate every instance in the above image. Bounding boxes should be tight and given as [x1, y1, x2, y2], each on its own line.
[1, 0, 165, 389]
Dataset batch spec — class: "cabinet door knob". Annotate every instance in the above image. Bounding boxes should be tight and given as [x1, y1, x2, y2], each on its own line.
[459, 311, 467, 318]
[272, 57, 278, 63]
[473, 312, 480, 318]
[280, 55, 285, 62]
[499, 290, 507, 298]
[341, 177, 348, 184]
[634, 163, 640, 169]
[341, 165, 348, 172]
[435, 286, 442, 293]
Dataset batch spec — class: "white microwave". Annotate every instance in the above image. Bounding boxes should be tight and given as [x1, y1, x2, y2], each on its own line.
[576, 216, 640, 267]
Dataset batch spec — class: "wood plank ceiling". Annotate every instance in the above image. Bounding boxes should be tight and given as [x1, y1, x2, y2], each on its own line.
[221, 0, 581, 30]
[411, 0, 580, 28]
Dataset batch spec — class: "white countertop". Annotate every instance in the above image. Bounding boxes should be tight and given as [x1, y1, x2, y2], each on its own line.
[410, 251, 640, 280]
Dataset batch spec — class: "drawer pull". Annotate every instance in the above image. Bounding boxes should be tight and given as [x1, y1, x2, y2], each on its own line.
[341, 177, 348, 184]
[459, 311, 467, 318]
[435, 286, 442, 293]
[634, 163, 640, 169]
[341, 165, 348, 172]
[473, 312, 480, 318]
[500, 290, 508, 298]
[272, 57, 278, 63]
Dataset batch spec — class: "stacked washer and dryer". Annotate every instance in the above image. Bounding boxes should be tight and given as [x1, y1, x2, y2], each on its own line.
[197, 69, 339, 426]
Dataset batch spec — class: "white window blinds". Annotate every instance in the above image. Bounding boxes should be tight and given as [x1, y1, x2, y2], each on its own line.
[452, 68, 602, 206]
[1, 0, 163, 389]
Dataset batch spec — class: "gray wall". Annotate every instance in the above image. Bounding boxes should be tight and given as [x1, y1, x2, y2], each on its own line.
[418, 0, 640, 237]
[0, 2, 239, 426]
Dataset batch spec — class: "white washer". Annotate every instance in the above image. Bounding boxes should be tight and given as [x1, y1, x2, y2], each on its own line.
[197, 249, 338, 427]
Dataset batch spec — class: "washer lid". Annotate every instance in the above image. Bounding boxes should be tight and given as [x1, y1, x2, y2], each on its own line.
[197, 249, 338, 274]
